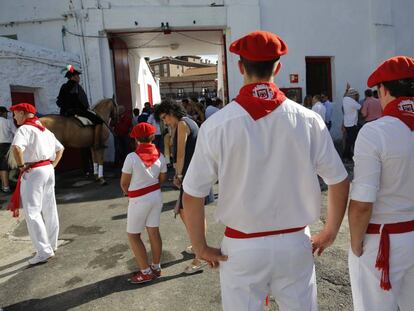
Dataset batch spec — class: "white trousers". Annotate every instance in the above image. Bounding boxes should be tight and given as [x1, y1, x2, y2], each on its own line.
[219, 228, 317, 311]
[349, 231, 414, 311]
[21, 165, 59, 257]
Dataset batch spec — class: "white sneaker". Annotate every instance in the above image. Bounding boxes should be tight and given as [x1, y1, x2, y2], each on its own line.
[28, 253, 54, 265]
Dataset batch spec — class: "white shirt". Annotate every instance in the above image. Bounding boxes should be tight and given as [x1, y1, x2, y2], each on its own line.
[183, 99, 347, 233]
[324, 100, 333, 123]
[312, 102, 326, 122]
[205, 105, 220, 119]
[147, 114, 161, 135]
[122, 152, 167, 191]
[350, 116, 414, 224]
[12, 125, 63, 163]
[0, 117, 16, 143]
[343, 96, 361, 127]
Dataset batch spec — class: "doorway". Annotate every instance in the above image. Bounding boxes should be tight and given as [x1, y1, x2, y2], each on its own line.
[305, 57, 332, 100]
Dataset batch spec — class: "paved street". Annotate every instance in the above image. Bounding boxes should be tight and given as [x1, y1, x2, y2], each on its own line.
[0, 168, 353, 311]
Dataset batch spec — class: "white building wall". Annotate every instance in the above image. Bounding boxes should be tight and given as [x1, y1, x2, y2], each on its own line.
[129, 51, 161, 110]
[1, 0, 413, 140]
[0, 37, 80, 113]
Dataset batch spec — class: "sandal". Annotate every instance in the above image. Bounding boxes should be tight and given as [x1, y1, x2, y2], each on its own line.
[183, 259, 207, 274]
[184, 245, 195, 255]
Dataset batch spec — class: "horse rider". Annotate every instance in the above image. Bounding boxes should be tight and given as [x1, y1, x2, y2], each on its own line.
[56, 65, 105, 149]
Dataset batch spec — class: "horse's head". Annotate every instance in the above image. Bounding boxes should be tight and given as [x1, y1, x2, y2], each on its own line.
[93, 98, 119, 124]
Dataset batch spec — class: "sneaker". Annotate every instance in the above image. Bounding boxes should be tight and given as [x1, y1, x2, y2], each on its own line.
[151, 266, 161, 278]
[129, 271, 155, 284]
[28, 253, 54, 266]
[2, 187, 11, 194]
[183, 259, 208, 274]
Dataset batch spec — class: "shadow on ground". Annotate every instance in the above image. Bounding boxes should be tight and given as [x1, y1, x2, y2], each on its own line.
[3, 251, 198, 311]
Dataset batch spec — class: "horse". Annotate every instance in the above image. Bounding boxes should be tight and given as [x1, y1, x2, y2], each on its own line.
[39, 98, 118, 185]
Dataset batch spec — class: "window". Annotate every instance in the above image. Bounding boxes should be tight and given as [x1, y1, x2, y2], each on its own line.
[163, 64, 168, 77]
[177, 88, 184, 98]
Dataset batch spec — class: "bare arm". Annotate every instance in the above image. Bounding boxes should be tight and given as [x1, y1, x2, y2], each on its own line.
[348, 200, 373, 256]
[174, 121, 189, 188]
[52, 148, 64, 168]
[183, 192, 227, 267]
[120, 173, 132, 196]
[311, 177, 349, 255]
[12, 145, 25, 167]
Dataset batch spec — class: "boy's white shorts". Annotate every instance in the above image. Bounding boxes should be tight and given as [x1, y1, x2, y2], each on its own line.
[127, 190, 163, 234]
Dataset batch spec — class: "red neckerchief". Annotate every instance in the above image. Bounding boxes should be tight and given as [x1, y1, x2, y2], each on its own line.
[383, 97, 414, 131]
[235, 82, 286, 120]
[135, 143, 160, 167]
[23, 117, 45, 131]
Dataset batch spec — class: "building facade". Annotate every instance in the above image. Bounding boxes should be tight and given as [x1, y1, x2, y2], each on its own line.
[1, 0, 413, 139]
[149, 56, 217, 99]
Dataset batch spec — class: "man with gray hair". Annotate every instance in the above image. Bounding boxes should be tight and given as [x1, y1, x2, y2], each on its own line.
[342, 84, 361, 161]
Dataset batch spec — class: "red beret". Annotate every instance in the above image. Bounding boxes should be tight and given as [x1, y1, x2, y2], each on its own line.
[130, 122, 156, 139]
[9, 103, 37, 114]
[367, 56, 414, 87]
[230, 31, 288, 61]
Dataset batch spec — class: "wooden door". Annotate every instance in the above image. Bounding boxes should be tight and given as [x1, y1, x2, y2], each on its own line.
[305, 57, 332, 100]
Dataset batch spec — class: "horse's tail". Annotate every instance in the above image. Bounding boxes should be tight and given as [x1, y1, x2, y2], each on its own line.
[7, 146, 17, 169]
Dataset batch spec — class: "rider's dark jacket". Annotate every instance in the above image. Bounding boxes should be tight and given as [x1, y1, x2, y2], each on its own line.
[56, 80, 102, 124]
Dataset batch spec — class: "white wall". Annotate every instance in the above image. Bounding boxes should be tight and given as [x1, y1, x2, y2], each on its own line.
[137, 57, 162, 108]
[1, 0, 414, 140]
[258, 0, 399, 139]
[0, 37, 80, 113]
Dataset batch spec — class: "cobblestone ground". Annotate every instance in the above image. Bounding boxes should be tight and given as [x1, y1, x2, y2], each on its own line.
[0, 166, 354, 311]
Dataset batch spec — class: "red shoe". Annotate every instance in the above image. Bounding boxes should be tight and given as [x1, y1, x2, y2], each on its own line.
[129, 271, 155, 284]
[151, 266, 161, 278]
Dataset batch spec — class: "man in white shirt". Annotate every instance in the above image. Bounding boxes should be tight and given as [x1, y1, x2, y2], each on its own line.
[182, 31, 349, 311]
[205, 99, 220, 119]
[342, 87, 361, 160]
[311, 95, 326, 122]
[348, 56, 414, 311]
[0, 106, 16, 192]
[8, 103, 64, 265]
[321, 93, 333, 130]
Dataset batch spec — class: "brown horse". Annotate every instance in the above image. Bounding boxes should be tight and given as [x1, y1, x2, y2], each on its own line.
[40, 98, 118, 184]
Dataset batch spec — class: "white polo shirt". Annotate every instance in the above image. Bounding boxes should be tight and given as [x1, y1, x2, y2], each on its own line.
[343, 96, 361, 127]
[312, 102, 326, 122]
[122, 152, 167, 191]
[350, 116, 414, 224]
[183, 98, 347, 233]
[0, 117, 16, 143]
[12, 125, 63, 163]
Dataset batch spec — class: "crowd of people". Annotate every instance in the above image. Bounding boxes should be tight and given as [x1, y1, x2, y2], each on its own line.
[301, 84, 383, 163]
[2, 30, 413, 311]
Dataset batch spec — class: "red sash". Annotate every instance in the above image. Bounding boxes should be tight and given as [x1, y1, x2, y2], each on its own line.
[135, 143, 160, 167]
[382, 97, 414, 131]
[128, 183, 160, 198]
[7, 160, 52, 217]
[235, 82, 286, 120]
[225, 226, 305, 239]
[366, 220, 414, 291]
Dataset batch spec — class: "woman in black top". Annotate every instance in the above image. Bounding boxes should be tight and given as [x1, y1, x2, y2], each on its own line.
[155, 100, 207, 274]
